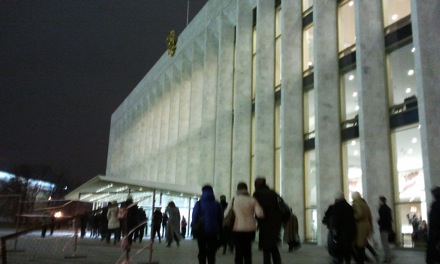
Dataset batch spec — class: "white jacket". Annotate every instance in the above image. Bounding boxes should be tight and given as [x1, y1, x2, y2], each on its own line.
[107, 206, 120, 229]
[224, 191, 264, 232]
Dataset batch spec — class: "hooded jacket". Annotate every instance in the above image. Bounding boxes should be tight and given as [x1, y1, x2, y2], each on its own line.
[192, 188, 223, 236]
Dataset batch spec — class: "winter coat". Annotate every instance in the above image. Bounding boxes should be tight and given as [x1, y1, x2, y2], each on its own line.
[165, 206, 181, 241]
[192, 188, 223, 237]
[224, 190, 264, 232]
[378, 203, 392, 231]
[283, 213, 299, 243]
[426, 200, 440, 263]
[330, 198, 356, 252]
[107, 205, 120, 229]
[253, 185, 283, 249]
[352, 197, 373, 247]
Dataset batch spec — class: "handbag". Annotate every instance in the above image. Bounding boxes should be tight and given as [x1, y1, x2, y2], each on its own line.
[223, 198, 235, 230]
[192, 202, 203, 237]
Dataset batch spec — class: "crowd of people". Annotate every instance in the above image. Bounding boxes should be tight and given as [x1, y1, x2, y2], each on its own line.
[52, 181, 439, 264]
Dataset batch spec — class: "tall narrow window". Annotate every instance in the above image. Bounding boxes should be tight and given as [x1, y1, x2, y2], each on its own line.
[341, 69, 359, 123]
[303, 25, 314, 75]
[342, 139, 362, 200]
[252, 25, 257, 100]
[391, 125, 425, 247]
[302, 0, 313, 13]
[305, 150, 317, 242]
[383, 0, 411, 28]
[275, 100, 281, 191]
[304, 89, 315, 136]
[338, 0, 356, 53]
[388, 43, 417, 108]
[275, 5, 282, 89]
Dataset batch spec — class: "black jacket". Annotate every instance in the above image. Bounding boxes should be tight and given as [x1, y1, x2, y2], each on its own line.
[378, 203, 393, 231]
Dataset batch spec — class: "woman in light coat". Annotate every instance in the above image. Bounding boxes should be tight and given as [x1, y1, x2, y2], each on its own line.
[107, 201, 120, 245]
[224, 182, 264, 264]
[165, 201, 181, 247]
[352, 191, 373, 264]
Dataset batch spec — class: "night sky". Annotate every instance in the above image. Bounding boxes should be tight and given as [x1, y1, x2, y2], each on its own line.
[0, 0, 206, 189]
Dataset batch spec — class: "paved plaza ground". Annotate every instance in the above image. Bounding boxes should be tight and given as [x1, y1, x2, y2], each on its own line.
[1, 229, 426, 264]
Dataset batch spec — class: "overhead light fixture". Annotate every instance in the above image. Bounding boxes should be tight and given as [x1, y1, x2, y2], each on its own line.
[392, 14, 398, 21]
[352, 92, 358, 97]
[348, 1, 353, 7]
[355, 105, 360, 111]
[405, 88, 412, 93]
[407, 69, 414, 76]
[351, 140, 356, 146]
[411, 47, 416, 53]
[97, 184, 113, 193]
[412, 137, 417, 143]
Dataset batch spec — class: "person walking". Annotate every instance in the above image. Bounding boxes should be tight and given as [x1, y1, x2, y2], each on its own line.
[378, 196, 393, 263]
[224, 182, 264, 264]
[283, 211, 300, 252]
[106, 201, 120, 245]
[165, 201, 181, 247]
[162, 213, 168, 239]
[181, 216, 187, 238]
[253, 177, 283, 264]
[192, 185, 223, 264]
[152, 208, 163, 243]
[426, 186, 440, 264]
[125, 196, 139, 250]
[220, 194, 233, 254]
[134, 207, 147, 243]
[329, 191, 356, 264]
[352, 191, 373, 264]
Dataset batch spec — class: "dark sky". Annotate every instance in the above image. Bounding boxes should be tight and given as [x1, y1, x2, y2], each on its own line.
[0, 0, 206, 189]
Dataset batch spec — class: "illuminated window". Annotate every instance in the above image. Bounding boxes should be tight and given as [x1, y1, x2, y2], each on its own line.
[342, 139, 362, 201]
[304, 89, 315, 135]
[383, 0, 411, 28]
[305, 150, 317, 242]
[303, 25, 314, 74]
[338, 0, 356, 53]
[392, 125, 426, 247]
[341, 69, 359, 122]
[275, 5, 282, 89]
[388, 43, 417, 107]
[302, 0, 313, 13]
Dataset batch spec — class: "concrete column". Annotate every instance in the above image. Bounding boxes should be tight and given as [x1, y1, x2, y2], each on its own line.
[355, 0, 394, 222]
[176, 51, 193, 186]
[150, 81, 163, 182]
[200, 21, 219, 185]
[281, 0, 305, 241]
[411, 0, 440, 205]
[188, 40, 205, 186]
[158, 73, 171, 183]
[144, 93, 153, 181]
[254, 0, 275, 185]
[166, 62, 181, 184]
[232, 0, 253, 191]
[313, 0, 341, 246]
[215, 10, 235, 198]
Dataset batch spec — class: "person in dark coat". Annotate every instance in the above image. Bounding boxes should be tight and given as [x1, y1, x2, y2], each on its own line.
[283, 212, 300, 252]
[134, 207, 147, 243]
[330, 192, 356, 264]
[152, 208, 163, 243]
[220, 194, 233, 254]
[378, 196, 393, 263]
[125, 196, 139, 249]
[192, 185, 223, 264]
[426, 186, 440, 264]
[253, 177, 283, 264]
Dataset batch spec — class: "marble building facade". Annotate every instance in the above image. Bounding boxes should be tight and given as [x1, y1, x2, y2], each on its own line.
[105, 0, 440, 245]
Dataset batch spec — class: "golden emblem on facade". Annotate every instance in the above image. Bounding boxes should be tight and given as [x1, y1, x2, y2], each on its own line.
[166, 30, 177, 56]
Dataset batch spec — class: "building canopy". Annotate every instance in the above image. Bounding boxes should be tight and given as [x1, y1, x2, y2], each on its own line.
[65, 175, 201, 204]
